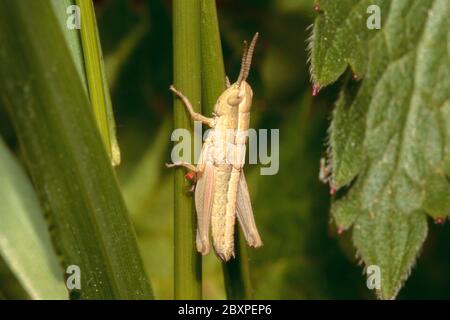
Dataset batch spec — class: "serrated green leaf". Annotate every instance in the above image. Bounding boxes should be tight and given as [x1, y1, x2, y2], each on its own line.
[423, 172, 450, 218]
[310, 0, 389, 87]
[353, 209, 428, 299]
[0, 139, 68, 300]
[311, 0, 450, 299]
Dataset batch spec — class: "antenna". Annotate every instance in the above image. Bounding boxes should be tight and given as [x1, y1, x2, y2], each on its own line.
[236, 40, 248, 85]
[237, 32, 259, 85]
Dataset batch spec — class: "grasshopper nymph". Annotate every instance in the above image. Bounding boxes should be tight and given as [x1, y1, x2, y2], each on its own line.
[167, 33, 262, 261]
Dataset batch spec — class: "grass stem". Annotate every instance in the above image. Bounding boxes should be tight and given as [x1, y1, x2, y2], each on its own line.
[173, 0, 203, 300]
[200, 0, 254, 300]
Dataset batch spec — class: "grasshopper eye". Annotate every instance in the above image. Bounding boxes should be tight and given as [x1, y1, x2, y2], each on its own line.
[227, 94, 242, 106]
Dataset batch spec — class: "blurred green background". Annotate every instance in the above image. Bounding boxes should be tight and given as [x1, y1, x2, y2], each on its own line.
[1, 0, 450, 299]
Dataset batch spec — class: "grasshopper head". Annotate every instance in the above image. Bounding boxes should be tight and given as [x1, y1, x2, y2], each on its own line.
[214, 33, 258, 115]
[215, 82, 253, 115]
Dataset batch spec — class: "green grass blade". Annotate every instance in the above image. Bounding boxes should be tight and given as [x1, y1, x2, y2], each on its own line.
[105, 19, 149, 91]
[200, 0, 254, 299]
[200, 0, 226, 110]
[0, 139, 68, 300]
[50, 0, 87, 92]
[0, 0, 152, 299]
[123, 119, 171, 218]
[172, 0, 202, 299]
[76, 0, 121, 166]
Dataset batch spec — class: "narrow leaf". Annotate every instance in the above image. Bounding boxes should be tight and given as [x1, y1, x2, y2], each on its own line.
[123, 119, 171, 218]
[50, 0, 87, 91]
[0, 0, 152, 299]
[105, 19, 149, 91]
[0, 139, 68, 300]
[76, 0, 121, 166]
